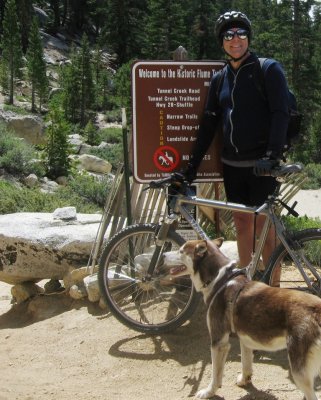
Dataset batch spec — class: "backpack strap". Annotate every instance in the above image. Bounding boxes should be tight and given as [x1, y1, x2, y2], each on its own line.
[215, 64, 227, 100]
[254, 57, 277, 102]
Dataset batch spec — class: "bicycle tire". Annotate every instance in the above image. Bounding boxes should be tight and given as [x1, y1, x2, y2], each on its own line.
[263, 228, 321, 295]
[98, 223, 200, 334]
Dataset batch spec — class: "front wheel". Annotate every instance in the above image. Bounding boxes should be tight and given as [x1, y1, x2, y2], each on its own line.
[98, 224, 200, 334]
[264, 228, 321, 295]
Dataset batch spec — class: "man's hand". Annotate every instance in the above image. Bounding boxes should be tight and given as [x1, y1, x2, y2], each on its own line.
[253, 157, 280, 176]
[181, 162, 197, 183]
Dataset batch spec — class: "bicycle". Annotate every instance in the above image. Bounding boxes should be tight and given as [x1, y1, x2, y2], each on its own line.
[98, 163, 321, 334]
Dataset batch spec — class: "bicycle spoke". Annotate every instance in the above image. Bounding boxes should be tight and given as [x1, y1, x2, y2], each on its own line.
[98, 224, 199, 333]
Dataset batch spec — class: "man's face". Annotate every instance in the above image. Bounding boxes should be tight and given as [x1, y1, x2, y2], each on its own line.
[222, 27, 249, 60]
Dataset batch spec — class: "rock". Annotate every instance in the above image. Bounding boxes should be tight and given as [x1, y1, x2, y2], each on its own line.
[83, 274, 100, 303]
[11, 282, 44, 304]
[99, 296, 107, 309]
[24, 173, 38, 188]
[55, 176, 68, 186]
[69, 284, 87, 300]
[221, 241, 239, 262]
[78, 154, 112, 174]
[63, 266, 91, 289]
[0, 110, 45, 145]
[44, 279, 63, 294]
[79, 143, 93, 154]
[39, 177, 59, 193]
[0, 212, 103, 284]
[68, 134, 83, 153]
[53, 206, 77, 221]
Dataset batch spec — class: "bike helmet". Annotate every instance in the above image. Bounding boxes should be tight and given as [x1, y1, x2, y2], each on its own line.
[215, 11, 252, 45]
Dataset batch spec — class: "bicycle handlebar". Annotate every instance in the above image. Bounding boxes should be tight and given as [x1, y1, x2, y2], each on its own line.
[148, 172, 186, 190]
[265, 163, 304, 178]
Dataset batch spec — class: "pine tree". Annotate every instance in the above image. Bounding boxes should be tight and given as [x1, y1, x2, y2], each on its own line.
[26, 17, 49, 112]
[144, 0, 187, 59]
[16, 0, 33, 53]
[186, 0, 219, 59]
[103, 0, 148, 63]
[60, 36, 94, 126]
[1, 0, 24, 104]
[61, 45, 82, 123]
[79, 34, 94, 126]
[45, 100, 71, 179]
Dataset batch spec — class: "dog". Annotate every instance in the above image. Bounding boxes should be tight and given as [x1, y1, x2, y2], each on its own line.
[163, 238, 321, 400]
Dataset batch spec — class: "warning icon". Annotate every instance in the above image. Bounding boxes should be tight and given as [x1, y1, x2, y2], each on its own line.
[153, 145, 180, 172]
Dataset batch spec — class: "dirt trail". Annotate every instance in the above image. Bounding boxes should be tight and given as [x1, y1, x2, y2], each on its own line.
[1, 281, 320, 400]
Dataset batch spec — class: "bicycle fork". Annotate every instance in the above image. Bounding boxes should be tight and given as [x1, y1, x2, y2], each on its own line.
[145, 215, 178, 278]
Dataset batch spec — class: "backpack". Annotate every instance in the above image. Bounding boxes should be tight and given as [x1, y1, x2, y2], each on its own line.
[215, 58, 302, 150]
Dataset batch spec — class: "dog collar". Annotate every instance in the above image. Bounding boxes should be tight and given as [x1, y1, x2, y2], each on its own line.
[204, 264, 247, 305]
[202, 261, 242, 289]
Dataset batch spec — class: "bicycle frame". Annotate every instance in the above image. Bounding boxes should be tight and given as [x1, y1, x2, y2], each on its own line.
[164, 190, 321, 292]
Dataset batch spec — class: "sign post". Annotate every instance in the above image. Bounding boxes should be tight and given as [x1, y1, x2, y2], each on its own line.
[132, 61, 225, 183]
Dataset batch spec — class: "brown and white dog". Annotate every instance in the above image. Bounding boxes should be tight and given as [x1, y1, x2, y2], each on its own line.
[163, 238, 321, 400]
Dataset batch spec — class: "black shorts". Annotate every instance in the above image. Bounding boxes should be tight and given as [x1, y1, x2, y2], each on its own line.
[223, 163, 278, 207]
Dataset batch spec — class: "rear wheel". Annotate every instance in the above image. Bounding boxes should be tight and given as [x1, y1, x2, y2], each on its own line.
[98, 224, 200, 334]
[264, 229, 321, 295]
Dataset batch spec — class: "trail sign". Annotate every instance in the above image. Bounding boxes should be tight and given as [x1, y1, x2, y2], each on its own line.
[132, 61, 225, 183]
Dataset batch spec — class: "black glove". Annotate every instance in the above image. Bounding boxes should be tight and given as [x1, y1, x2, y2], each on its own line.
[253, 157, 280, 176]
[181, 162, 197, 183]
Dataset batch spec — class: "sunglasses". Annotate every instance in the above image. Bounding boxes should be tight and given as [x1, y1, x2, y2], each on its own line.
[222, 29, 249, 41]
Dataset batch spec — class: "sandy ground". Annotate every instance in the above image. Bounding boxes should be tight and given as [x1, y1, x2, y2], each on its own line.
[0, 280, 321, 400]
[1, 189, 321, 400]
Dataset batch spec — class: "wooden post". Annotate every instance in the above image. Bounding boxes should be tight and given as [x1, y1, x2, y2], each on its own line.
[172, 46, 188, 61]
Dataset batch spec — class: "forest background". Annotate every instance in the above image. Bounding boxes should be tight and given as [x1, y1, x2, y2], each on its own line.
[1, 0, 321, 216]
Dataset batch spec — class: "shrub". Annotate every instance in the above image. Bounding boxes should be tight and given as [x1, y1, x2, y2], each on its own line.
[3, 104, 29, 115]
[98, 126, 122, 144]
[301, 163, 321, 189]
[84, 120, 100, 146]
[0, 180, 102, 214]
[68, 173, 112, 207]
[0, 123, 44, 175]
[90, 143, 124, 170]
[283, 215, 321, 232]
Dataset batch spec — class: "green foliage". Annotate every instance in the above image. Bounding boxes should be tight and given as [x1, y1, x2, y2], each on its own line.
[45, 104, 71, 179]
[84, 120, 99, 145]
[98, 127, 122, 144]
[79, 34, 95, 126]
[90, 143, 123, 170]
[68, 173, 112, 207]
[0, 180, 102, 214]
[60, 36, 95, 126]
[26, 17, 48, 112]
[143, 0, 187, 59]
[105, 109, 122, 123]
[283, 215, 321, 232]
[1, 0, 24, 104]
[0, 123, 44, 176]
[301, 163, 321, 189]
[60, 46, 81, 123]
[113, 61, 132, 112]
[3, 104, 29, 115]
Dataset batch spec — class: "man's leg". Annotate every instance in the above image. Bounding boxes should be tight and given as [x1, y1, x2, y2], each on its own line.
[233, 212, 254, 267]
[233, 212, 280, 285]
[257, 215, 281, 286]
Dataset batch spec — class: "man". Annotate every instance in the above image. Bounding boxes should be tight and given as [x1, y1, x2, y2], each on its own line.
[184, 11, 290, 282]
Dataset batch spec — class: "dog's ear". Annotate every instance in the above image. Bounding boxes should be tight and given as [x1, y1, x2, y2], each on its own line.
[212, 237, 224, 248]
[195, 241, 207, 257]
